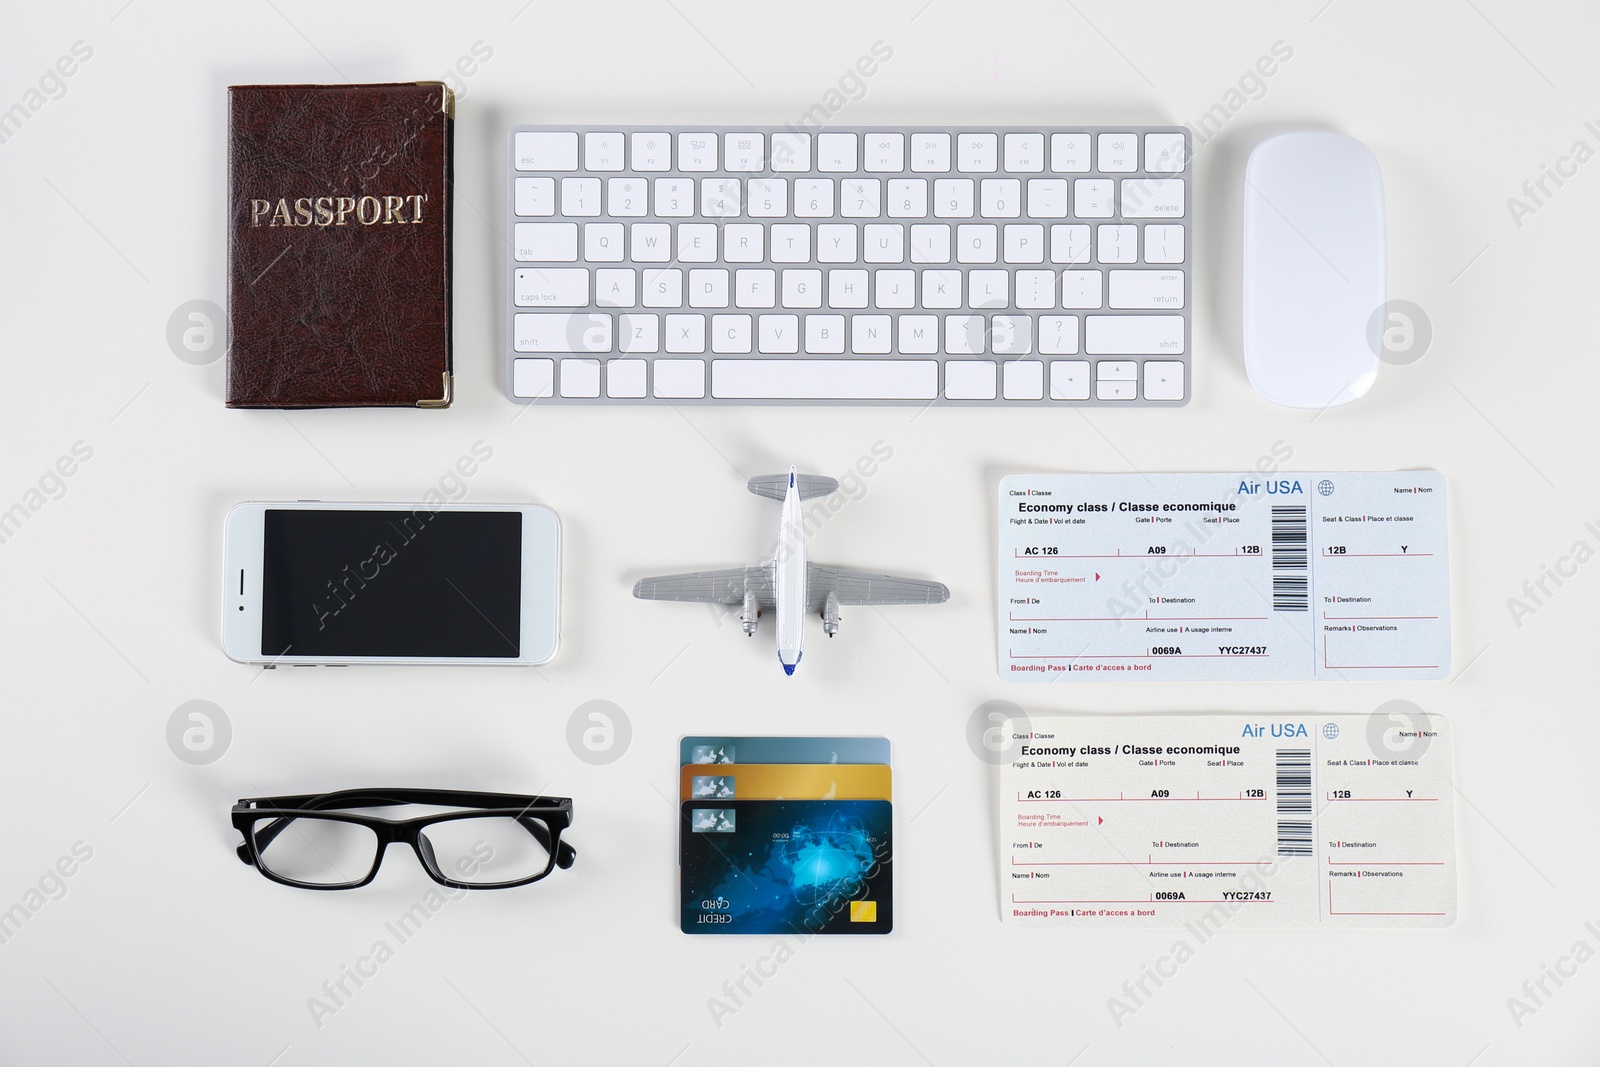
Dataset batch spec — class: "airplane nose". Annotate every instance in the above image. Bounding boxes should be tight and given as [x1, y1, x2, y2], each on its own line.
[782, 662, 796, 676]
[779, 651, 802, 676]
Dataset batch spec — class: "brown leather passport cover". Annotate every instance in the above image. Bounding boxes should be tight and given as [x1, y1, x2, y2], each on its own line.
[227, 82, 453, 408]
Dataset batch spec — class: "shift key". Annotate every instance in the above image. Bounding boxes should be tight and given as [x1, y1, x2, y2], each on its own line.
[1085, 314, 1184, 354]
[1108, 269, 1184, 310]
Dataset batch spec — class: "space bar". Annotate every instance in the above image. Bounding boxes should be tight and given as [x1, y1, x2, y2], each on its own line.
[711, 359, 939, 400]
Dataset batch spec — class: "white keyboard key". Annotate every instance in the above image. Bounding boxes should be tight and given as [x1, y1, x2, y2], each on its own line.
[515, 132, 578, 171]
[969, 269, 1008, 308]
[794, 178, 834, 218]
[513, 357, 555, 398]
[665, 313, 706, 352]
[782, 269, 822, 308]
[1050, 133, 1090, 172]
[689, 268, 730, 308]
[1050, 224, 1092, 264]
[934, 179, 975, 218]
[922, 268, 962, 309]
[817, 133, 857, 171]
[864, 133, 905, 171]
[1039, 315, 1080, 354]
[631, 223, 671, 262]
[595, 268, 636, 307]
[1026, 179, 1069, 218]
[852, 315, 892, 354]
[1097, 133, 1137, 172]
[607, 177, 647, 216]
[1063, 269, 1103, 309]
[747, 178, 788, 217]
[947, 314, 985, 354]
[1086, 314, 1185, 354]
[828, 269, 869, 309]
[911, 133, 952, 172]
[1005, 224, 1045, 263]
[758, 314, 799, 353]
[910, 224, 951, 264]
[724, 223, 764, 263]
[980, 178, 1022, 218]
[817, 224, 858, 263]
[1144, 224, 1185, 264]
[1097, 224, 1138, 263]
[888, 179, 928, 218]
[677, 133, 718, 171]
[992, 315, 1032, 355]
[619, 313, 659, 353]
[514, 177, 556, 217]
[1097, 379, 1137, 400]
[654, 178, 694, 217]
[654, 359, 706, 398]
[957, 133, 998, 172]
[806, 315, 845, 353]
[1016, 269, 1056, 309]
[1097, 359, 1137, 381]
[864, 223, 904, 263]
[642, 267, 683, 307]
[945, 360, 997, 400]
[560, 177, 601, 216]
[585, 223, 624, 262]
[899, 315, 939, 353]
[711, 359, 938, 400]
[678, 223, 718, 263]
[1050, 360, 1090, 399]
[1144, 133, 1188, 173]
[560, 358, 601, 397]
[841, 178, 881, 218]
[701, 177, 742, 218]
[514, 313, 611, 352]
[1074, 179, 1115, 218]
[770, 132, 812, 171]
[771, 224, 812, 263]
[1003, 359, 1045, 399]
[631, 132, 671, 171]
[1143, 360, 1185, 400]
[956, 224, 998, 264]
[876, 269, 916, 309]
[1110, 269, 1184, 309]
[607, 358, 647, 398]
[514, 222, 578, 261]
[1004, 133, 1045, 172]
[584, 132, 625, 171]
[724, 133, 765, 171]
[712, 314, 753, 353]
[736, 268, 776, 308]
[514, 267, 588, 307]
[1121, 178, 1185, 219]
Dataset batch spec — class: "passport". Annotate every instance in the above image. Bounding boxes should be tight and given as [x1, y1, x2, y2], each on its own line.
[226, 82, 454, 408]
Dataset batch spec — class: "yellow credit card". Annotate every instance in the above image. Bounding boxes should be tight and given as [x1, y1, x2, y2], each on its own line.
[679, 763, 892, 801]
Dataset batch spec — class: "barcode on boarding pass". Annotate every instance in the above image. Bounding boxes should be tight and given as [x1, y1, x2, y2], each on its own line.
[1276, 747, 1312, 856]
[1271, 505, 1308, 611]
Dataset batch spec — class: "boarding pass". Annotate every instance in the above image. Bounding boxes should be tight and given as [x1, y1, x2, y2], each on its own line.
[998, 472, 1450, 681]
[1000, 714, 1456, 928]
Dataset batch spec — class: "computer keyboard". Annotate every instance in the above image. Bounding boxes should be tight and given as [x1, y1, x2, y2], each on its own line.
[506, 126, 1189, 405]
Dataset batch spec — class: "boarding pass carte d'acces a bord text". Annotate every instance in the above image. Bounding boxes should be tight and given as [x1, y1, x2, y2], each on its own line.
[997, 472, 1451, 681]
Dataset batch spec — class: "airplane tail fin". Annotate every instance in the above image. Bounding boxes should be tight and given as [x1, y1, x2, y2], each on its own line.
[747, 471, 839, 502]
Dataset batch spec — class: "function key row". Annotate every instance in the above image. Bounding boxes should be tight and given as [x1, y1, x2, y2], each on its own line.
[515, 131, 1188, 175]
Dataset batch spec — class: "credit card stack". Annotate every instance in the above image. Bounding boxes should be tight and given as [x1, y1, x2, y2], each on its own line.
[679, 736, 893, 935]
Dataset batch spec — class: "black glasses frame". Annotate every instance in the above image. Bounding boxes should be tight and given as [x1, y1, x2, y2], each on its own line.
[232, 788, 576, 890]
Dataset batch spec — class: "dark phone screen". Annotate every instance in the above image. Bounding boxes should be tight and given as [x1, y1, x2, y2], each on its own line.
[260, 509, 522, 658]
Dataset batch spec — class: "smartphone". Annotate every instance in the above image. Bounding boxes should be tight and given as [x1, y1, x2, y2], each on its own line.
[221, 502, 560, 666]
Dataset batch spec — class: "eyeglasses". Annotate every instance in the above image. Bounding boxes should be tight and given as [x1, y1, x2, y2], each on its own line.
[232, 789, 576, 890]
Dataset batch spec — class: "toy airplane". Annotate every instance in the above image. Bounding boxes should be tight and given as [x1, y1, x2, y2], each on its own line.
[633, 467, 950, 676]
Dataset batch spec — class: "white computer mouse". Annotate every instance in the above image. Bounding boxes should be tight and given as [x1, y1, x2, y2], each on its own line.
[1243, 131, 1386, 408]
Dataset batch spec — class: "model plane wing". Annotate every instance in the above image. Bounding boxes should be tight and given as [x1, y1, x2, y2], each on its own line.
[806, 564, 950, 607]
[632, 565, 775, 606]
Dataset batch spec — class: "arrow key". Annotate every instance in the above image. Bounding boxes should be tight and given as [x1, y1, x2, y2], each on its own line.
[1142, 359, 1185, 401]
[1050, 360, 1090, 400]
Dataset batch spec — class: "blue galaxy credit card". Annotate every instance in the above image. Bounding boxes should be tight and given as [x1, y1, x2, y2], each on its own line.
[680, 800, 892, 935]
[680, 736, 891, 766]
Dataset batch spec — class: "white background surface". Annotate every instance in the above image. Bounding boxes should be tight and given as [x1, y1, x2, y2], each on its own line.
[2, 1, 1598, 1063]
